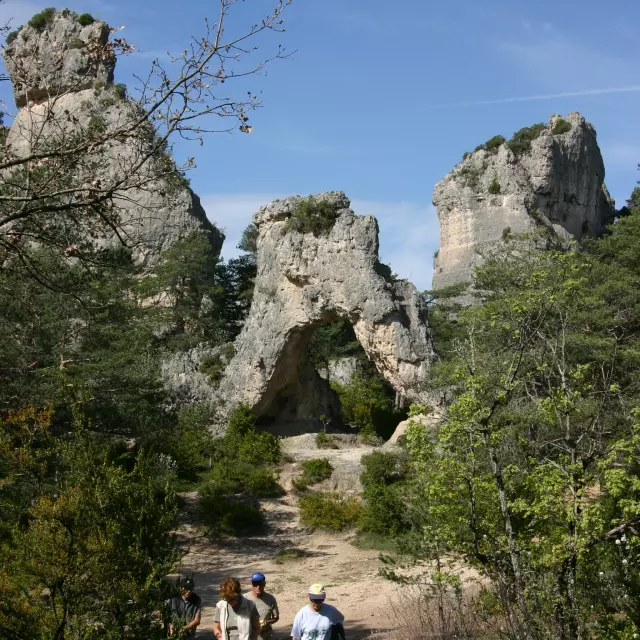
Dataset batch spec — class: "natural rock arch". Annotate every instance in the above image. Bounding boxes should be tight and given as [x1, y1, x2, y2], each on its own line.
[219, 192, 436, 427]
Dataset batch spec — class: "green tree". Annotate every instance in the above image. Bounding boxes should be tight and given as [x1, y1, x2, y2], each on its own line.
[405, 225, 640, 638]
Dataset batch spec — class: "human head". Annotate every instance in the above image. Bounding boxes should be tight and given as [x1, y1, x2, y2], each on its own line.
[251, 572, 266, 596]
[307, 583, 326, 611]
[180, 577, 195, 598]
[220, 578, 242, 606]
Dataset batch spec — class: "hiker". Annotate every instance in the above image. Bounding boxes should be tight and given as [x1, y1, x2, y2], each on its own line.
[166, 577, 202, 638]
[214, 577, 261, 640]
[245, 572, 280, 639]
[291, 584, 345, 640]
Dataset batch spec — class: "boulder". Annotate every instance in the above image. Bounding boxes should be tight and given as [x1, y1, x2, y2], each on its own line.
[432, 113, 615, 294]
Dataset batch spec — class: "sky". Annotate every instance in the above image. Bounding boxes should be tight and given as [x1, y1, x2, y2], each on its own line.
[1, 0, 640, 290]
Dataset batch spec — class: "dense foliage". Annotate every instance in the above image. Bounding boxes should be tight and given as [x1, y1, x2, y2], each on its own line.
[399, 187, 640, 638]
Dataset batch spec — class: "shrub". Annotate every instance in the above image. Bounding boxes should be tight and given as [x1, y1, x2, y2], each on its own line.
[315, 431, 338, 449]
[28, 7, 56, 31]
[359, 483, 410, 535]
[300, 458, 333, 485]
[360, 450, 408, 489]
[488, 175, 501, 195]
[274, 548, 313, 564]
[6, 29, 20, 45]
[200, 343, 235, 387]
[298, 492, 363, 531]
[462, 151, 471, 161]
[163, 404, 216, 480]
[87, 115, 107, 137]
[331, 366, 403, 440]
[552, 117, 572, 135]
[222, 404, 280, 465]
[433, 249, 439, 259]
[198, 484, 264, 536]
[502, 226, 512, 241]
[282, 197, 338, 236]
[506, 123, 546, 156]
[484, 134, 506, 154]
[114, 83, 128, 100]
[68, 37, 85, 49]
[76, 13, 95, 26]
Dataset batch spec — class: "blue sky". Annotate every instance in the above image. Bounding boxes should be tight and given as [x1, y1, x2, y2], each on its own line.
[2, 0, 640, 289]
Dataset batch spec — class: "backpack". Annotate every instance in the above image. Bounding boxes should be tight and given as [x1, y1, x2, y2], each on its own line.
[330, 622, 345, 640]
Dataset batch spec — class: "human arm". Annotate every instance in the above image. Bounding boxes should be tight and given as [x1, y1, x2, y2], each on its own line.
[214, 620, 223, 640]
[183, 610, 201, 633]
[291, 610, 302, 640]
[251, 602, 261, 640]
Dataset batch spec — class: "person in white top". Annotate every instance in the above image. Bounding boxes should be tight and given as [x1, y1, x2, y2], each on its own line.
[291, 584, 345, 640]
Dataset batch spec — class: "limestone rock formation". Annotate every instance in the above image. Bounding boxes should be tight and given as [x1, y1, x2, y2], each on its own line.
[4, 9, 115, 108]
[317, 357, 362, 386]
[432, 113, 615, 292]
[219, 192, 436, 425]
[3, 8, 223, 266]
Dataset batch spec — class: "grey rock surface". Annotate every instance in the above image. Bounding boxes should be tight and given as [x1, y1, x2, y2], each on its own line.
[218, 192, 436, 424]
[3, 9, 223, 267]
[4, 9, 115, 108]
[317, 357, 362, 386]
[432, 113, 615, 293]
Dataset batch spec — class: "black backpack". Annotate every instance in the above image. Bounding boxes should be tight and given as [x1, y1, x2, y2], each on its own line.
[330, 622, 345, 640]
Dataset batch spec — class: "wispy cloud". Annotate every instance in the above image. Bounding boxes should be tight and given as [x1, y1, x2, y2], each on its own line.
[431, 86, 640, 109]
[200, 193, 439, 291]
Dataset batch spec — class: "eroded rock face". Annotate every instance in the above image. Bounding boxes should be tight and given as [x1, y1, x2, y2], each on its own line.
[219, 192, 436, 425]
[3, 9, 223, 266]
[432, 113, 615, 292]
[4, 9, 115, 108]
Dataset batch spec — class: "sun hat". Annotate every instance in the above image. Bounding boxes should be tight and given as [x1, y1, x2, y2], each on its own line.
[307, 583, 326, 600]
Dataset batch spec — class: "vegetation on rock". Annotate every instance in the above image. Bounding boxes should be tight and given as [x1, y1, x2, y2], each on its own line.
[282, 197, 338, 236]
[506, 122, 547, 155]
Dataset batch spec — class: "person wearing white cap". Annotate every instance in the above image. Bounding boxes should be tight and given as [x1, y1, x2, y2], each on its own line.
[291, 584, 345, 640]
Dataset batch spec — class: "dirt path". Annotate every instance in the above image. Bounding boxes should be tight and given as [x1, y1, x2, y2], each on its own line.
[176, 436, 404, 639]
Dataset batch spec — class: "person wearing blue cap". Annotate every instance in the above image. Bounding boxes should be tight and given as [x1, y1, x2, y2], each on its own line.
[245, 572, 279, 640]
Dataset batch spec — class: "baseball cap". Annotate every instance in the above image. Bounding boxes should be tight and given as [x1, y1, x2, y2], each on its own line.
[182, 577, 195, 590]
[307, 583, 326, 600]
[251, 572, 266, 582]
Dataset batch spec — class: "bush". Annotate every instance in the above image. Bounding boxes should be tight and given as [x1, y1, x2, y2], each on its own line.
[506, 123, 546, 156]
[315, 431, 338, 449]
[222, 405, 280, 466]
[6, 28, 20, 44]
[68, 37, 85, 49]
[163, 404, 216, 481]
[552, 117, 572, 135]
[488, 175, 501, 195]
[198, 484, 264, 536]
[282, 197, 338, 236]
[294, 458, 333, 490]
[200, 343, 235, 387]
[360, 450, 408, 488]
[484, 135, 506, 154]
[28, 7, 56, 31]
[298, 492, 363, 530]
[274, 548, 313, 564]
[359, 483, 410, 535]
[331, 366, 403, 440]
[114, 83, 128, 100]
[76, 13, 95, 26]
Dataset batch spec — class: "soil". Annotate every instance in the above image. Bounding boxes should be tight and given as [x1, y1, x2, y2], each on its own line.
[176, 436, 406, 639]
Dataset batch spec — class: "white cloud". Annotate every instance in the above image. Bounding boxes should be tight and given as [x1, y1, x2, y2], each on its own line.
[351, 200, 439, 291]
[200, 193, 280, 259]
[201, 193, 440, 291]
[432, 86, 640, 109]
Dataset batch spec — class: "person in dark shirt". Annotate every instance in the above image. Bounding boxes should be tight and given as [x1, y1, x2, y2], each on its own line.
[166, 577, 202, 638]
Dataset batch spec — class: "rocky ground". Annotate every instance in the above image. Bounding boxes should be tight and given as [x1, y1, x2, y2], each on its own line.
[176, 435, 406, 640]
